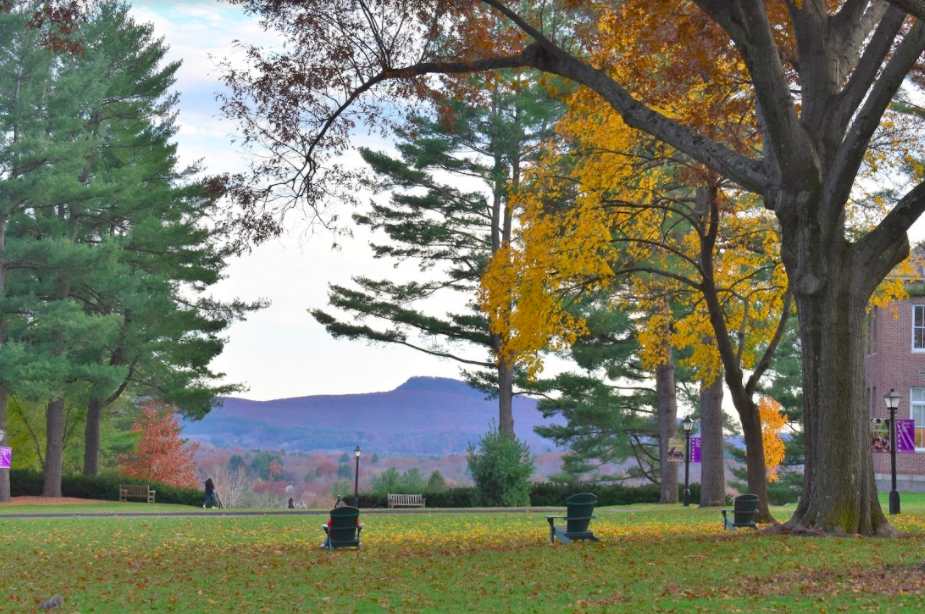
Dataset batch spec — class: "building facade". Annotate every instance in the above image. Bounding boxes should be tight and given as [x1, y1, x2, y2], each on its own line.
[864, 298, 925, 492]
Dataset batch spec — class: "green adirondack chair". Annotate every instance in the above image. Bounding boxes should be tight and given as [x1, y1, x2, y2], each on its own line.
[721, 494, 759, 530]
[322, 505, 363, 550]
[546, 492, 600, 544]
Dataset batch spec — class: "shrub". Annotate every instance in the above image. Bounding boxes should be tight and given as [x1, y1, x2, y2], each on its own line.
[9, 469, 201, 506]
[467, 426, 534, 507]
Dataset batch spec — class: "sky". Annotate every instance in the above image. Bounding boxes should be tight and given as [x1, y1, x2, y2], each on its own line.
[126, 0, 925, 404]
[128, 1, 469, 401]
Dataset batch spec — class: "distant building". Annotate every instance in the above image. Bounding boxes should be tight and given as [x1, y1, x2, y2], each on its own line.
[865, 292, 925, 492]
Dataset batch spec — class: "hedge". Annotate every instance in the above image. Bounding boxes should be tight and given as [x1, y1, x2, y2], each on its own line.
[529, 481, 702, 507]
[10, 469, 202, 506]
[354, 482, 703, 508]
[8, 470, 708, 509]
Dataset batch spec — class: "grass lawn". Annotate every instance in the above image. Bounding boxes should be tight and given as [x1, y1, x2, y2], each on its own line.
[2, 496, 925, 613]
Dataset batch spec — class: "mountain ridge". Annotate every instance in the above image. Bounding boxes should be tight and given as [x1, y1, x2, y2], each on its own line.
[183, 376, 563, 455]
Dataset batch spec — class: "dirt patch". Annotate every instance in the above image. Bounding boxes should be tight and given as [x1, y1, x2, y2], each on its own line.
[0, 496, 110, 506]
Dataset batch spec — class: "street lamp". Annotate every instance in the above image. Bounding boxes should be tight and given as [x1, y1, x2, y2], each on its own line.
[884, 389, 901, 515]
[353, 446, 362, 508]
[682, 417, 694, 507]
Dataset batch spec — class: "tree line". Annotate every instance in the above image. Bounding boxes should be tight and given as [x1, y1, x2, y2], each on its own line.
[0, 1, 261, 500]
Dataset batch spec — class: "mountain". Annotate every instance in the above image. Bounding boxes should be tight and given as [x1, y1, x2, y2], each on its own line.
[182, 377, 564, 455]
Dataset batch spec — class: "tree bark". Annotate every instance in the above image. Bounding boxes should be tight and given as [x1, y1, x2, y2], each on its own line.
[699, 374, 726, 506]
[0, 385, 9, 502]
[83, 398, 103, 476]
[497, 359, 515, 435]
[0, 213, 8, 502]
[785, 262, 893, 535]
[43, 397, 65, 497]
[43, 268, 70, 498]
[697, 186, 775, 521]
[657, 354, 679, 504]
[887, 0, 925, 20]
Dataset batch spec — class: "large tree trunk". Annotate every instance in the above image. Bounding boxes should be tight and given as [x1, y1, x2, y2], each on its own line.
[699, 374, 726, 506]
[497, 359, 515, 435]
[0, 385, 8, 502]
[83, 398, 103, 476]
[785, 278, 893, 535]
[44, 270, 70, 498]
[43, 397, 65, 497]
[657, 355, 679, 503]
[0, 214, 8, 502]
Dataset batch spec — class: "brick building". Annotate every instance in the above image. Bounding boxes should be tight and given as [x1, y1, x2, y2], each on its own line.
[865, 296, 925, 492]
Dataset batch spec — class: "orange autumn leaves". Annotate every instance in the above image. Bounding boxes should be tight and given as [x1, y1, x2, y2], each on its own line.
[118, 402, 200, 489]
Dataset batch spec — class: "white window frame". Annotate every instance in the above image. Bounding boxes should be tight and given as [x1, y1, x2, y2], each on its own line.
[913, 305, 925, 352]
[910, 388, 925, 452]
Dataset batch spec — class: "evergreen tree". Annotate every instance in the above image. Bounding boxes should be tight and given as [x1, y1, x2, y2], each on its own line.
[467, 424, 534, 507]
[529, 305, 660, 484]
[370, 467, 401, 494]
[426, 470, 447, 492]
[0, 2, 262, 496]
[311, 76, 562, 434]
[399, 467, 425, 492]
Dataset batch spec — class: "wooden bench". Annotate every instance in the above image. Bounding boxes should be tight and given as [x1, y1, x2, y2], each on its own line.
[387, 493, 425, 508]
[119, 484, 156, 503]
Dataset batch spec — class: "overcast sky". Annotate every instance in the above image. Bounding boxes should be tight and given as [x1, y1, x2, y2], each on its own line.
[128, 1, 470, 401]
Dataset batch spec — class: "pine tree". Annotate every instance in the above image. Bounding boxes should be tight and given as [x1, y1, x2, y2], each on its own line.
[529, 304, 660, 484]
[311, 75, 563, 434]
[0, 2, 262, 495]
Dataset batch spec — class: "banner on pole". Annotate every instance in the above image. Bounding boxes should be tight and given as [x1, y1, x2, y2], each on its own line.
[871, 419, 890, 452]
[690, 437, 701, 463]
[870, 418, 917, 453]
[0, 447, 10, 469]
[667, 438, 685, 462]
[896, 419, 916, 453]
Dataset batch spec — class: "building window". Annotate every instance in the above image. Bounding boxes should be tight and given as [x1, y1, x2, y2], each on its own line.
[915, 305, 925, 350]
[911, 388, 925, 450]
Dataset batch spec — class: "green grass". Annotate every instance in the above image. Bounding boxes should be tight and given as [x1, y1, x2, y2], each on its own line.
[0, 502, 210, 514]
[3, 499, 925, 613]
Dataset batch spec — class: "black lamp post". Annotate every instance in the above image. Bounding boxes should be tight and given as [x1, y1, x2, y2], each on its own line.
[682, 417, 694, 507]
[353, 446, 362, 508]
[884, 389, 901, 515]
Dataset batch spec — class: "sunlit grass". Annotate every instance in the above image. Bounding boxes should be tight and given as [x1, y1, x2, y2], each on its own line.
[2, 497, 925, 613]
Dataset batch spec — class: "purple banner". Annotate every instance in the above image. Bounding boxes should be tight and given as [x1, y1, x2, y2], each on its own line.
[897, 419, 916, 453]
[0, 447, 10, 469]
[690, 437, 701, 463]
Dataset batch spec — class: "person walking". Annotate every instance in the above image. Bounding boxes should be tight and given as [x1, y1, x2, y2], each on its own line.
[203, 477, 216, 509]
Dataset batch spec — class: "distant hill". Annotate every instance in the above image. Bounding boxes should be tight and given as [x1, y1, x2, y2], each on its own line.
[182, 377, 564, 455]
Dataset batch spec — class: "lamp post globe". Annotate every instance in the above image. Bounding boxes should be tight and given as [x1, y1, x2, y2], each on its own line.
[883, 390, 901, 515]
[681, 417, 694, 507]
[353, 446, 362, 508]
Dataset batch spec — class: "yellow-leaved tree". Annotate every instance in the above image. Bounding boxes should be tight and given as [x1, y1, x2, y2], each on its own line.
[758, 396, 788, 483]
